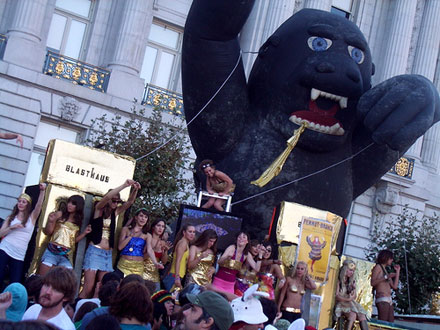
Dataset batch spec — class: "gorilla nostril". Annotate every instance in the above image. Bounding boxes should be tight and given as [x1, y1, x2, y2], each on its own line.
[316, 62, 335, 73]
[347, 70, 360, 83]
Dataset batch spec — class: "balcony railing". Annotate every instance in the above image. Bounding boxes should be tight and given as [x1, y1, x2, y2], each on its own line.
[389, 156, 415, 179]
[0, 34, 7, 59]
[142, 84, 184, 117]
[43, 50, 110, 92]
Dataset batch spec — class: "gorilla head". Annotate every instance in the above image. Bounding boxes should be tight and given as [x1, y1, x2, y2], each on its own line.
[248, 9, 374, 151]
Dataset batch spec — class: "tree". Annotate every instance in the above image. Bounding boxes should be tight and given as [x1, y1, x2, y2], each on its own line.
[87, 103, 194, 221]
[366, 207, 440, 314]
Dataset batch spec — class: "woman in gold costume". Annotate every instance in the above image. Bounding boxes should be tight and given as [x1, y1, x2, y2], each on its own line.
[116, 209, 149, 276]
[277, 261, 316, 322]
[199, 159, 234, 211]
[335, 259, 369, 330]
[163, 223, 196, 291]
[79, 179, 140, 298]
[39, 195, 90, 275]
[143, 219, 170, 291]
[186, 229, 218, 286]
[258, 241, 285, 300]
[234, 239, 262, 296]
[212, 232, 262, 294]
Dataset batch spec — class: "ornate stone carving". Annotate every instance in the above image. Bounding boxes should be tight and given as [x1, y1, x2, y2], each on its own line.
[371, 182, 399, 233]
[58, 96, 80, 122]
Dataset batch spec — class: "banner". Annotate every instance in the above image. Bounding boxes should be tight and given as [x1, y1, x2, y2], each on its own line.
[297, 216, 333, 283]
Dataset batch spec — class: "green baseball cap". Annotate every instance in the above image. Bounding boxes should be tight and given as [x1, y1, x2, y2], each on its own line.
[187, 291, 234, 330]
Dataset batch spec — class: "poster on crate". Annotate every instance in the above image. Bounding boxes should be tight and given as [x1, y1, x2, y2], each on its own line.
[177, 204, 243, 251]
[297, 216, 333, 283]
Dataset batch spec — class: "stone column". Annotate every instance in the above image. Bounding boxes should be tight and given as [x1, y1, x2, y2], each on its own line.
[379, 0, 417, 81]
[413, 0, 440, 170]
[106, 0, 153, 101]
[108, 0, 152, 75]
[303, 0, 332, 11]
[240, 0, 295, 77]
[3, 0, 48, 70]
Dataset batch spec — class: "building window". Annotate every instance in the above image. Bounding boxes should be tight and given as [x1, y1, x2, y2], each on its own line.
[46, 0, 93, 59]
[140, 22, 182, 92]
[24, 121, 81, 187]
[331, 0, 352, 19]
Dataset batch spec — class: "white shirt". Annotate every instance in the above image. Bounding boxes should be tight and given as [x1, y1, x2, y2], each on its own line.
[22, 304, 75, 330]
[0, 216, 34, 261]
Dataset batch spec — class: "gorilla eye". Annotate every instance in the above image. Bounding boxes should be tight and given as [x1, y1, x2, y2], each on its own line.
[348, 46, 364, 64]
[307, 36, 332, 52]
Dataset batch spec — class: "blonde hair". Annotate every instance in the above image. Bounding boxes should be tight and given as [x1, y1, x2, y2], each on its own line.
[338, 259, 356, 294]
[290, 260, 308, 284]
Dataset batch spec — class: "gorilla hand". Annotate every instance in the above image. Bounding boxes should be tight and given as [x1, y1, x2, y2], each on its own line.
[357, 74, 440, 152]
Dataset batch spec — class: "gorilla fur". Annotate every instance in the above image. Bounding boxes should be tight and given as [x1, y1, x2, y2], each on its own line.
[182, 1, 440, 234]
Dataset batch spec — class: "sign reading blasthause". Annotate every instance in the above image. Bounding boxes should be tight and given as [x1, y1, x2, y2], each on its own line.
[40, 139, 136, 200]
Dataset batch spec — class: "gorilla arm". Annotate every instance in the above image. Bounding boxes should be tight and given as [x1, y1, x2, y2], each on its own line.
[182, 0, 255, 160]
[351, 74, 440, 198]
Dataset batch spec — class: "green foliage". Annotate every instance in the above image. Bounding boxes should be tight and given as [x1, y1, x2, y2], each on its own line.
[366, 207, 440, 314]
[87, 103, 193, 222]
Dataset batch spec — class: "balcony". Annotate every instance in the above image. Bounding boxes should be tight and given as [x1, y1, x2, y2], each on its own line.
[0, 34, 6, 59]
[142, 84, 184, 117]
[43, 50, 110, 92]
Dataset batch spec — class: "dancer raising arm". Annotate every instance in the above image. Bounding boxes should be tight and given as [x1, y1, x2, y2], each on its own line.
[79, 179, 140, 298]
[0, 183, 46, 285]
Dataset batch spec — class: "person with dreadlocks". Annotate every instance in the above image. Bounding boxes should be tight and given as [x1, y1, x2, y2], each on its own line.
[0, 183, 46, 286]
[334, 259, 369, 330]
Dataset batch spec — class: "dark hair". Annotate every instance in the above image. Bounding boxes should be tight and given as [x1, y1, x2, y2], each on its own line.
[129, 209, 149, 230]
[101, 271, 123, 286]
[148, 219, 166, 237]
[42, 266, 77, 303]
[74, 302, 98, 323]
[259, 297, 278, 326]
[24, 274, 43, 300]
[377, 249, 394, 264]
[86, 314, 121, 330]
[196, 308, 220, 330]
[193, 229, 218, 256]
[262, 241, 278, 259]
[99, 280, 119, 306]
[199, 159, 215, 172]
[109, 282, 153, 324]
[250, 239, 259, 247]
[64, 195, 85, 227]
[235, 231, 250, 255]
[143, 280, 157, 295]
[173, 223, 195, 248]
[119, 274, 145, 289]
[102, 190, 121, 219]
[0, 320, 59, 330]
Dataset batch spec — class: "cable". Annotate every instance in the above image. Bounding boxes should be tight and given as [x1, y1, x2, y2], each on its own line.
[136, 51, 243, 162]
[232, 142, 375, 206]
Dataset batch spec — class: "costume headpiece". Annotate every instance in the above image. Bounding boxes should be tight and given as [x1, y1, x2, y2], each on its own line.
[18, 193, 32, 204]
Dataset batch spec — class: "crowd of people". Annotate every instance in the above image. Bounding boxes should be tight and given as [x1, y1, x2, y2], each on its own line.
[0, 176, 400, 329]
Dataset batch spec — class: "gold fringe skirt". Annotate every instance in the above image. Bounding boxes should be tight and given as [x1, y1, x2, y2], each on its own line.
[143, 257, 160, 283]
[117, 258, 144, 277]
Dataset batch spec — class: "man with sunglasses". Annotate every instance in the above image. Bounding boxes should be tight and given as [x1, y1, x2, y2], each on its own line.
[183, 291, 234, 330]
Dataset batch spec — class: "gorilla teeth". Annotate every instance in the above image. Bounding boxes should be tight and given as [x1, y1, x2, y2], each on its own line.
[310, 88, 348, 109]
[289, 115, 345, 136]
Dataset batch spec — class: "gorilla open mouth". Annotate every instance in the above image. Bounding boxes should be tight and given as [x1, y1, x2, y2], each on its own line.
[289, 88, 348, 135]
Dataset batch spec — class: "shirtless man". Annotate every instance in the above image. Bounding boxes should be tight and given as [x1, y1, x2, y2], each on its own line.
[371, 250, 400, 322]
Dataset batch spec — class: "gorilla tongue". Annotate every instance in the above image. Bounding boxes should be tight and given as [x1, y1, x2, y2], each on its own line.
[291, 100, 341, 127]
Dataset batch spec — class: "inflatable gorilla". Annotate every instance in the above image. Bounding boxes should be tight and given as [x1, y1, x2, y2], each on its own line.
[182, 0, 440, 234]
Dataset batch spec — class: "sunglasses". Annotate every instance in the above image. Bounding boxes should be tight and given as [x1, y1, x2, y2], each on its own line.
[111, 199, 121, 203]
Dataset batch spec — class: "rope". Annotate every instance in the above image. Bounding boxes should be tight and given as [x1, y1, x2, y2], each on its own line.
[232, 142, 375, 205]
[136, 51, 243, 161]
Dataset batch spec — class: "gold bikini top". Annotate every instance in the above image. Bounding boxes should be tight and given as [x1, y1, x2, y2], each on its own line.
[50, 221, 79, 249]
[290, 284, 305, 295]
[102, 218, 111, 240]
[221, 258, 243, 271]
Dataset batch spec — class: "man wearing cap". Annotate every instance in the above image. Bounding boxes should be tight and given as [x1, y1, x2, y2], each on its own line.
[183, 291, 234, 330]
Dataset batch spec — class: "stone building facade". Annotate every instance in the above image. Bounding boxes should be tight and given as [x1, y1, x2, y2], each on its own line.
[0, 0, 439, 260]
